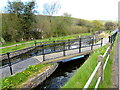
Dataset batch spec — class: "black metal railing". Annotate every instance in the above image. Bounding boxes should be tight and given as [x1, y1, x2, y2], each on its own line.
[0, 35, 104, 75]
[109, 32, 117, 47]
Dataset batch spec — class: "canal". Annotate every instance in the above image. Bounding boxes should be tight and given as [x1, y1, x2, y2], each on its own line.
[34, 54, 89, 90]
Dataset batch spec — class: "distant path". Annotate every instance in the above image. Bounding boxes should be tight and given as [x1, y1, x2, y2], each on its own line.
[0, 41, 32, 49]
[111, 31, 119, 88]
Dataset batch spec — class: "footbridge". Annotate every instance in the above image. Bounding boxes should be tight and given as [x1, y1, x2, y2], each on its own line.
[1, 35, 109, 77]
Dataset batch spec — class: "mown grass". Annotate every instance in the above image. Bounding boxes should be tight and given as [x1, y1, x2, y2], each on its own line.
[0, 40, 32, 47]
[62, 34, 118, 88]
[1, 43, 34, 54]
[1, 33, 90, 54]
[1, 63, 53, 89]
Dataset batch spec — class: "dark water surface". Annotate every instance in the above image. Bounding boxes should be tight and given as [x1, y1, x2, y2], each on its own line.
[34, 55, 89, 90]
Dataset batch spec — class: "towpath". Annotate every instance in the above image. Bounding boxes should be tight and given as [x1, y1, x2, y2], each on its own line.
[111, 31, 119, 88]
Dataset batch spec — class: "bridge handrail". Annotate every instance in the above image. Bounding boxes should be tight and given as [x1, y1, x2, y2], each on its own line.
[0, 34, 101, 56]
[0, 35, 104, 75]
[1, 37, 103, 63]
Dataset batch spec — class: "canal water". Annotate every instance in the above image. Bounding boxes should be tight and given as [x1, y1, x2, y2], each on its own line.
[34, 54, 89, 90]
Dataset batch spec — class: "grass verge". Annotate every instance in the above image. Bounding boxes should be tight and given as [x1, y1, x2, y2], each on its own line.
[62, 44, 108, 88]
[98, 34, 118, 88]
[1, 63, 53, 89]
[62, 34, 118, 88]
[1, 33, 90, 54]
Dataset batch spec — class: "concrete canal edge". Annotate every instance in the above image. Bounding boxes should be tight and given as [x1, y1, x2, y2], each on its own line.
[16, 63, 59, 88]
[1, 47, 36, 61]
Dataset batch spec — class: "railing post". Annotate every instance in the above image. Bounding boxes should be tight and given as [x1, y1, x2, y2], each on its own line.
[53, 41, 56, 52]
[98, 55, 104, 81]
[79, 38, 81, 53]
[101, 38, 103, 46]
[114, 32, 117, 41]
[34, 41, 36, 47]
[7, 53, 13, 75]
[63, 42, 66, 56]
[114, 35, 116, 41]
[68, 39, 70, 50]
[91, 38, 94, 50]
[42, 45, 45, 61]
[110, 35, 112, 43]
[113, 33, 116, 43]
[113, 34, 115, 43]
[112, 35, 113, 44]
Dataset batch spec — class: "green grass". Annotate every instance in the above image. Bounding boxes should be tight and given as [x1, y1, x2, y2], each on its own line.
[1, 63, 53, 89]
[1, 33, 90, 54]
[0, 40, 32, 47]
[62, 44, 108, 88]
[62, 34, 118, 88]
[1, 42, 34, 54]
[98, 34, 118, 88]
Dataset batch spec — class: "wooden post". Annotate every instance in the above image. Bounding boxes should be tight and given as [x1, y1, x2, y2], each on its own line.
[7, 53, 13, 75]
[109, 41, 112, 49]
[108, 47, 111, 55]
[98, 55, 104, 81]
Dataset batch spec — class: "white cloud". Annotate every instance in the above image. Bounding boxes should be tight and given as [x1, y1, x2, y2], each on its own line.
[55, 0, 119, 20]
[0, 0, 119, 20]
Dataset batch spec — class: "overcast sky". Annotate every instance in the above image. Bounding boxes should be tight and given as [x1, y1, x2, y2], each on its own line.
[0, 0, 119, 20]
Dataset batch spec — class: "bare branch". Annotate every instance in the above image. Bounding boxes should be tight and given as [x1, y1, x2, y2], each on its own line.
[42, 1, 61, 16]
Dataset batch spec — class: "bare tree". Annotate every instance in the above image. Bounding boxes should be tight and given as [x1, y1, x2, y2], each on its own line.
[42, 1, 61, 16]
[63, 13, 72, 17]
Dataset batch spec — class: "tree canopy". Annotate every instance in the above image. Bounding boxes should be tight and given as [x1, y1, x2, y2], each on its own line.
[1, 1, 116, 44]
[2, 1, 38, 42]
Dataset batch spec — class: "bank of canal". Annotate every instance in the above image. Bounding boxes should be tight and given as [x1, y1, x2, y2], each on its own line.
[35, 54, 89, 89]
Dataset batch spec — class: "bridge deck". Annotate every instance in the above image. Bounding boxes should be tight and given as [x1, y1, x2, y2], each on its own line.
[41, 50, 93, 64]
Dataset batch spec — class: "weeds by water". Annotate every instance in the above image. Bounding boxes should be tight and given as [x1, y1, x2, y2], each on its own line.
[1, 63, 53, 89]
